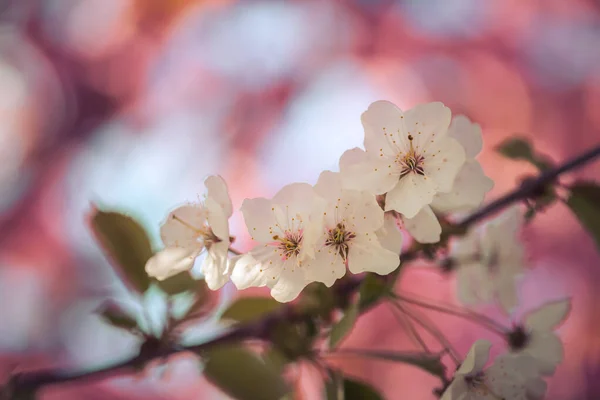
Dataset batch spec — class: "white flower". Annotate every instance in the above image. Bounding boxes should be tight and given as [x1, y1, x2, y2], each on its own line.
[507, 298, 571, 376]
[145, 175, 233, 290]
[403, 115, 494, 244]
[310, 171, 400, 285]
[442, 340, 547, 400]
[231, 183, 326, 302]
[451, 205, 525, 313]
[340, 101, 465, 219]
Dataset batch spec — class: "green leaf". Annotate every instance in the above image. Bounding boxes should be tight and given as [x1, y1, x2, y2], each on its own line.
[220, 297, 283, 323]
[566, 181, 600, 250]
[262, 347, 290, 373]
[98, 302, 138, 332]
[90, 209, 154, 292]
[202, 345, 290, 400]
[337, 349, 445, 380]
[329, 302, 359, 349]
[496, 137, 554, 171]
[343, 377, 383, 400]
[157, 272, 207, 296]
[358, 274, 388, 310]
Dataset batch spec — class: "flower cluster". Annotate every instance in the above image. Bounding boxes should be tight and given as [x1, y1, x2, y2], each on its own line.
[443, 298, 570, 399]
[143, 99, 571, 399]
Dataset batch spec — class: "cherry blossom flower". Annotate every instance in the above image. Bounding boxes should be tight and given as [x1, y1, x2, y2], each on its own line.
[506, 298, 571, 376]
[230, 183, 326, 302]
[340, 101, 465, 220]
[310, 171, 400, 285]
[442, 340, 547, 400]
[403, 115, 494, 243]
[145, 175, 233, 290]
[451, 206, 525, 313]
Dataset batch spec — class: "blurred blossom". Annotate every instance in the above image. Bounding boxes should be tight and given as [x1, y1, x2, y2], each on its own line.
[40, 0, 136, 60]
[398, 0, 491, 39]
[164, 1, 344, 90]
[0, 29, 65, 212]
[0, 59, 29, 212]
[60, 111, 227, 285]
[522, 16, 600, 90]
[59, 298, 140, 368]
[0, 267, 50, 351]
[261, 61, 381, 189]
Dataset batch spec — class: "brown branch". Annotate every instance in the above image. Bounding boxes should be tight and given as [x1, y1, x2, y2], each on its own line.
[4, 143, 600, 397]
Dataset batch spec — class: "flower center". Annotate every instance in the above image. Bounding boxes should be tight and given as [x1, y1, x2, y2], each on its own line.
[507, 325, 530, 350]
[397, 135, 425, 178]
[273, 231, 303, 259]
[325, 223, 356, 261]
[171, 214, 221, 249]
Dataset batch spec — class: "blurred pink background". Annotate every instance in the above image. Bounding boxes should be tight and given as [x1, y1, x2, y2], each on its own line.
[0, 0, 599, 399]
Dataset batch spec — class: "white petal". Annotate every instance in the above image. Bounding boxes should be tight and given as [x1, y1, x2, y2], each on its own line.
[384, 174, 437, 218]
[204, 175, 233, 218]
[341, 157, 400, 195]
[376, 214, 403, 254]
[431, 160, 494, 214]
[240, 198, 278, 243]
[440, 378, 468, 400]
[202, 241, 231, 290]
[345, 190, 385, 233]
[402, 205, 442, 244]
[456, 339, 491, 375]
[403, 102, 451, 152]
[269, 259, 310, 302]
[447, 115, 483, 158]
[487, 354, 533, 400]
[230, 247, 280, 290]
[449, 230, 480, 261]
[456, 263, 484, 306]
[273, 182, 322, 220]
[314, 170, 344, 201]
[523, 333, 564, 376]
[524, 298, 571, 332]
[145, 247, 199, 281]
[339, 147, 368, 170]
[160, 204, 207, 249]
[361, 100, 409, 157]
[496, 272, 520, 314]
[205, 197, 230, 241]
[347, 232, 399, 275]
[423, 136, 466, 193]
[525, 376, 547, 400]
[307, 247, 346, 287]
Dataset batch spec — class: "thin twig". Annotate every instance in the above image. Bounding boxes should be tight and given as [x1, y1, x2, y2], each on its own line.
[392, 293, 507, 336]
[389, 301, 460, 366]
[387, 303, 430, 353]
[5, 143, 600, 394]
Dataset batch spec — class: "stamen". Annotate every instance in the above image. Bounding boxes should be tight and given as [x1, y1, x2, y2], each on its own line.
[274, 231, 303, 259]
[324, 222, 356, 261]
[397, 135, 425, 178]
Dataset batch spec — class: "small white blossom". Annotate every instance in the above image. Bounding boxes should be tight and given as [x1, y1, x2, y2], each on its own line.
[442, 340, 546, 400]
[145, 175, 233, 290]
[451, 206, 525, 313]
[340, 101, 466, 219]
[403, 115, 494, 243]
[311, 171, 400, 285]
[431, 115, 494, 214]
[507, 298, 571, 376]
[231, 183, 326, 302]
